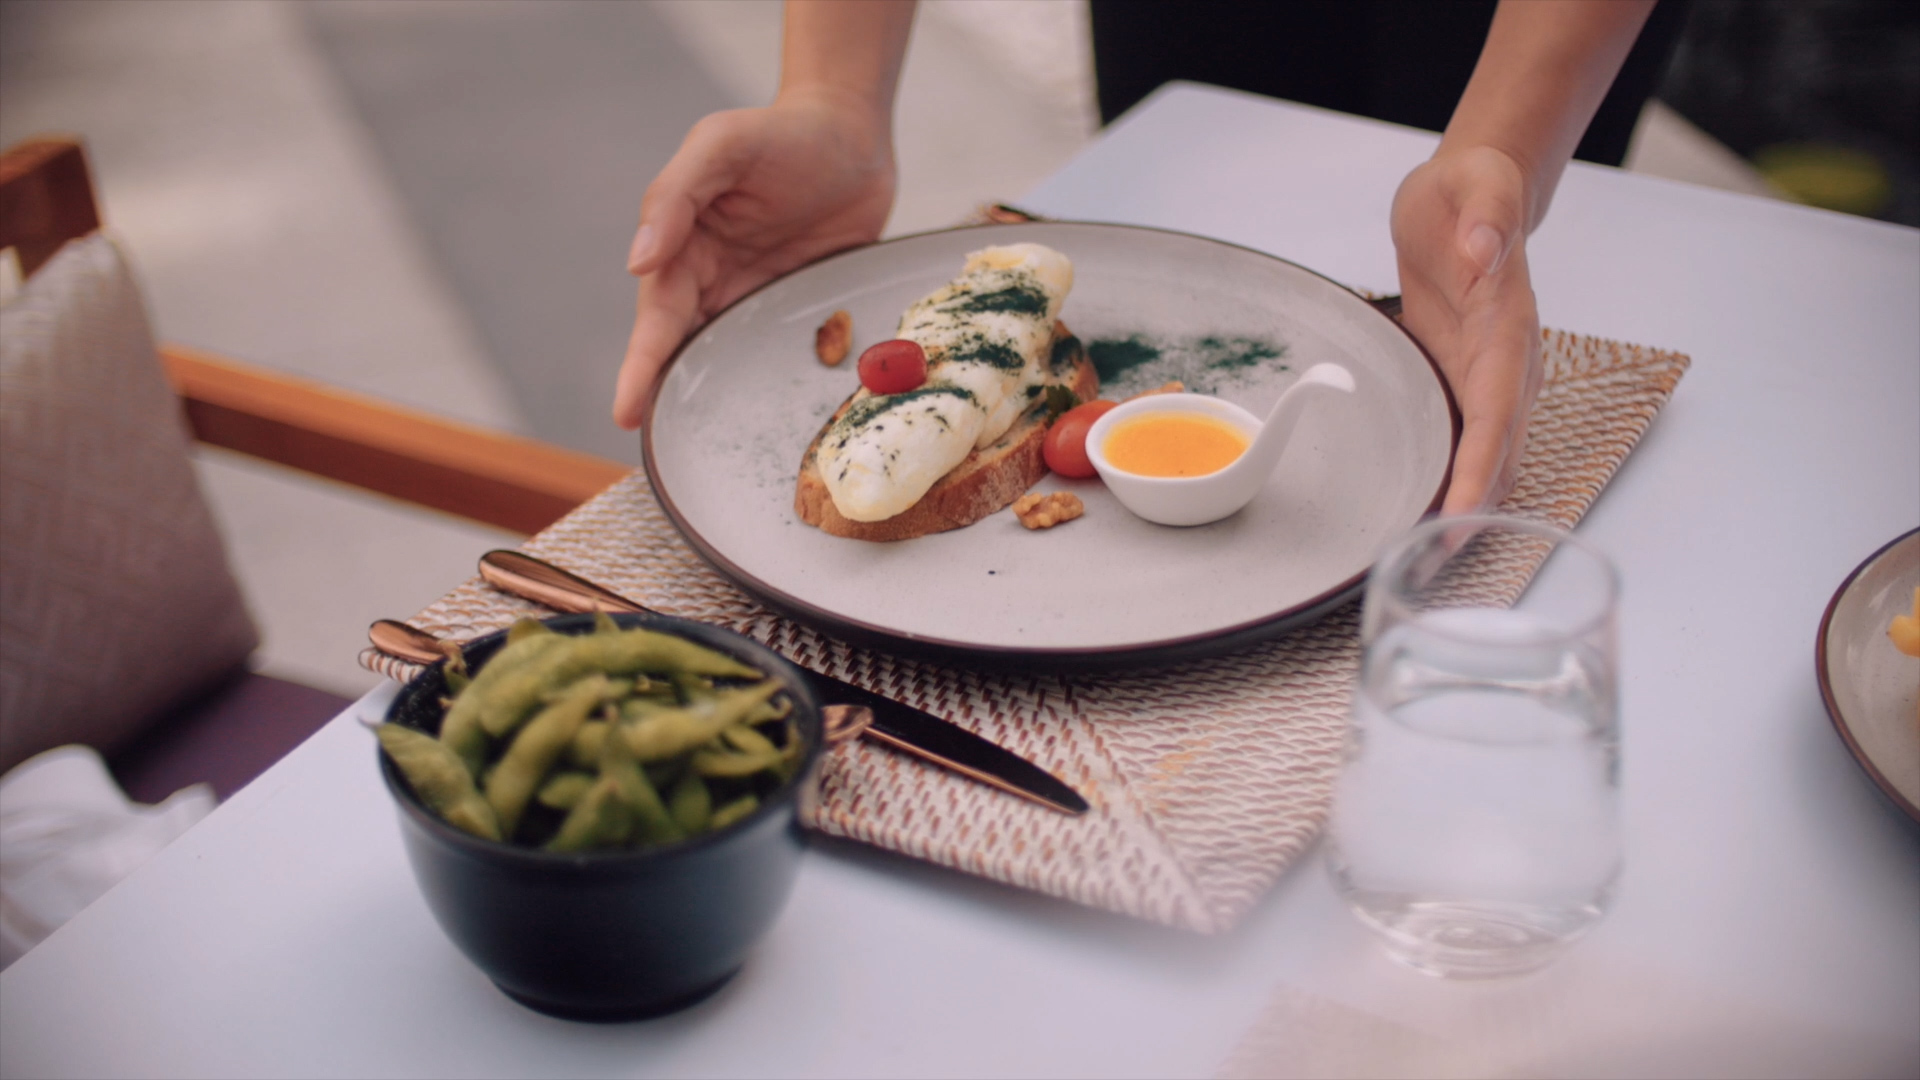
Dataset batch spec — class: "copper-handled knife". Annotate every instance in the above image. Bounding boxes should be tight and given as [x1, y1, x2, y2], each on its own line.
[468, 549, 1088, 815]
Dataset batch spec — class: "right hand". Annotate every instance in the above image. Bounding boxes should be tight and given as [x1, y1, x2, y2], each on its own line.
[614, 90, 896, 429]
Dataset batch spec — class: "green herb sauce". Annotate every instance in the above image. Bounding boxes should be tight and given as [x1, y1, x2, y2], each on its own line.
[940, 283, 1050, 317]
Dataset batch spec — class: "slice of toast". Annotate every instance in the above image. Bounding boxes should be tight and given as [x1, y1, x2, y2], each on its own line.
[795, 323, 1099, 541]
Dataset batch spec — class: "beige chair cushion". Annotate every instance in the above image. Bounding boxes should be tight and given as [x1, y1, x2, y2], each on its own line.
[0, 234, 258, 774]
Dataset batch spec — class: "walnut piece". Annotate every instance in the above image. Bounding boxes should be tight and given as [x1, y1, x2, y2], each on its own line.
[815, 309, 853, 365]
[1012, 491, 1085, 530]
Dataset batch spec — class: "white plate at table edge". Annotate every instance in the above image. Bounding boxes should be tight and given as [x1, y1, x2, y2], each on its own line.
[1816, 526, 1920, 823]
[639, 221, 1458, 670]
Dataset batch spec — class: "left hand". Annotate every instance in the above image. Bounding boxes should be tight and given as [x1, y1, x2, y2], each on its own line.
[1391, 145, 1544, 516]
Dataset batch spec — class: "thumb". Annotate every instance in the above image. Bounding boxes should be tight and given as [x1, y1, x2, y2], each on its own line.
[1453, 174, 1525, 278]
[627, 111, 758, 276]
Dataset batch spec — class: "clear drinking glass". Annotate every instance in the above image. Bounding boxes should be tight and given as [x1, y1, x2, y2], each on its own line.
[1327, 515, 1622, 978]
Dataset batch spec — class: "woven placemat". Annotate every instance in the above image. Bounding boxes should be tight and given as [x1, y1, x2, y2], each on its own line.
[362, 328, 1687, 933]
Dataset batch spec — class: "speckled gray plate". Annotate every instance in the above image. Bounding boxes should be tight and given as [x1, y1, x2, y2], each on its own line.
[642, 222, 1456, 668]
[1817, 528, 1920, 822]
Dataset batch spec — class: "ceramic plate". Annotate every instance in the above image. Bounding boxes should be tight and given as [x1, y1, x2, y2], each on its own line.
[643, 222, 1456, 667]
[1817, 527, 1920, 822]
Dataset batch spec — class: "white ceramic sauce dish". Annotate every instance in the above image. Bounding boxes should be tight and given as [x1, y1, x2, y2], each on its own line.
[1087, 363, 1356, 526]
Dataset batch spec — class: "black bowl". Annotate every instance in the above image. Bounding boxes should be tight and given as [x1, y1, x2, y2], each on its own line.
[378, 612, 823, 1021]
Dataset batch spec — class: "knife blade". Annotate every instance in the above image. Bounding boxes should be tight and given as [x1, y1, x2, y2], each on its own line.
[475, 549, 1089, 815]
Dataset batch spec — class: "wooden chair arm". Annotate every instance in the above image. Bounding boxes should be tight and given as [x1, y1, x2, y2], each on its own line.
[5, 134, 625, 534]
[0, 136, 100, 276]
[161, 344, 630, 535]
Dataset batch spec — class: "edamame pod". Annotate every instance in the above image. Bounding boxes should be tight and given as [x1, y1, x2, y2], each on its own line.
[546, 776, 632, 852]
[438, 630, 569, 770]
[692, 746, 785, 778]
[473, 629, 763, 740]
[378, 724, 501, 841]
[720, 723, 778, 756]
[441, 643, 471, 695]
[622, 681, 784, 763]
[709, 794, 759, 831]
[487, 674, 628, 838]
[599, 715, 682, 845]
[567, 720, 608, 769]
[505, 617, 552, 645]
[618, 697, 675, 724]
[668, 772, 712, 834]
[671, 671, 714, 704]
[535, 770, 595, 810]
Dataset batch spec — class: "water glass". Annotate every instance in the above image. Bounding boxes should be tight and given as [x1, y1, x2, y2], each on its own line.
[1327, 515, 1622, 978]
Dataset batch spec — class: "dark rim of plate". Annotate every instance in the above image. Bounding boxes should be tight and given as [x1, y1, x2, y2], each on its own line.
[1814, 526, 1920, 824]
[638, 219, 1461, 671]
[378, 612, 826, 865]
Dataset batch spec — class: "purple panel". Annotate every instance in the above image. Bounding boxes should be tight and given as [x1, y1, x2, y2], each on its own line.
[108, 673, 353, 804]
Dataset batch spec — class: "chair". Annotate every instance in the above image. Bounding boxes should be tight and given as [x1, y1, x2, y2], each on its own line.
[0, 135, 629, 802]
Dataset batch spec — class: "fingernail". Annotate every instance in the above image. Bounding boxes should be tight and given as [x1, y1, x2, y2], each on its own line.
[1465, 224, 1505, 274]
[627, 225, 656, 272]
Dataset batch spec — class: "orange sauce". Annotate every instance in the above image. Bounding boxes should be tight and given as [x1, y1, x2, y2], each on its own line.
[1103, 413, 1249, 477]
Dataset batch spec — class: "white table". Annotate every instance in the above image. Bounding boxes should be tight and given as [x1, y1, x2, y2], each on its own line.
[4, 84, 1915, 1079]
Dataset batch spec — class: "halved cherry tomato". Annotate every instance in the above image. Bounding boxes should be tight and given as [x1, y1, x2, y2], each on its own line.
[857, 339, 928, 395]
[1043, 399, 1119, 478]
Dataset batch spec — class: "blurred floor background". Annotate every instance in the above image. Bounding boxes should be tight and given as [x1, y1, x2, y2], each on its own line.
[1, 0, 1910, 697]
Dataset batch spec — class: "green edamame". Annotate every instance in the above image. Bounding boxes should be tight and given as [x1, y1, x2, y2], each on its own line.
[692, 745, 786, 778]
[471, 629, 762, 740]
[535, 770, 595, 810]
[379, 724, 501, 841]
[546, 776, 631, 852]
[398, 614, 802, 853]
[486, 674, 628, 838]
[438, 629, 569, 771]
[621, 681, 783, 762]
[720, 723, 778, 756]
[505, 616, 552, 645]
[709, 794, 759, 831]
[598, 715, 682, 844]
[668, 772, 712, 834]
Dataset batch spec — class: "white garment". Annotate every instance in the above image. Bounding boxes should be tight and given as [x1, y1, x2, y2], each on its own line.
[0, 745, 213, 969]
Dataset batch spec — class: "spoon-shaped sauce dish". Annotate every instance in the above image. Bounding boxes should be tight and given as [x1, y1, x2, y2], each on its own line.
[1086, 363, 1355, 526]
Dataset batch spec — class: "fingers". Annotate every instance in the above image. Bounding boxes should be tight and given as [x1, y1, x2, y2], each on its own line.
[612, 260, 701, 430]
[1452, 177, 1525, 281]
[628, 112, 759, 277]
[1441, 413, 1510, 516]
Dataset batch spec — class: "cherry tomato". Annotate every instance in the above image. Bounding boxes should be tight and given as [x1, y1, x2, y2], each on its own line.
[857, 339, 928, 395]
[1043, 399, 1119, 478]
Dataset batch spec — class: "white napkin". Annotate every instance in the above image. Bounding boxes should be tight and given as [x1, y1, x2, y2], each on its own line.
[0, 745, 213, 969]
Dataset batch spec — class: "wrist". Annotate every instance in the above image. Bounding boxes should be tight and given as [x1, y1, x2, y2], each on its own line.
[771, 81, 890, 144]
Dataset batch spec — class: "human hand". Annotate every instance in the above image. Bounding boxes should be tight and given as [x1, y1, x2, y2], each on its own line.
[1391, 145, 1544, 516]
[614, 90, 896, 429]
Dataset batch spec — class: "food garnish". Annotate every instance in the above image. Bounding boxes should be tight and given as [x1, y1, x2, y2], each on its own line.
[815, 309, 852, 366]
[1041, 384, 1079, 424]
[382, 616, 798, 852]
[857, 339, 929, 395]
[1013, 491, 1085, 530]
[1043, 400, 1118, 479]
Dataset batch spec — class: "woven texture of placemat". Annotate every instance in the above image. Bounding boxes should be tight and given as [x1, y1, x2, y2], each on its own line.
[361, 328, 1687, 933]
